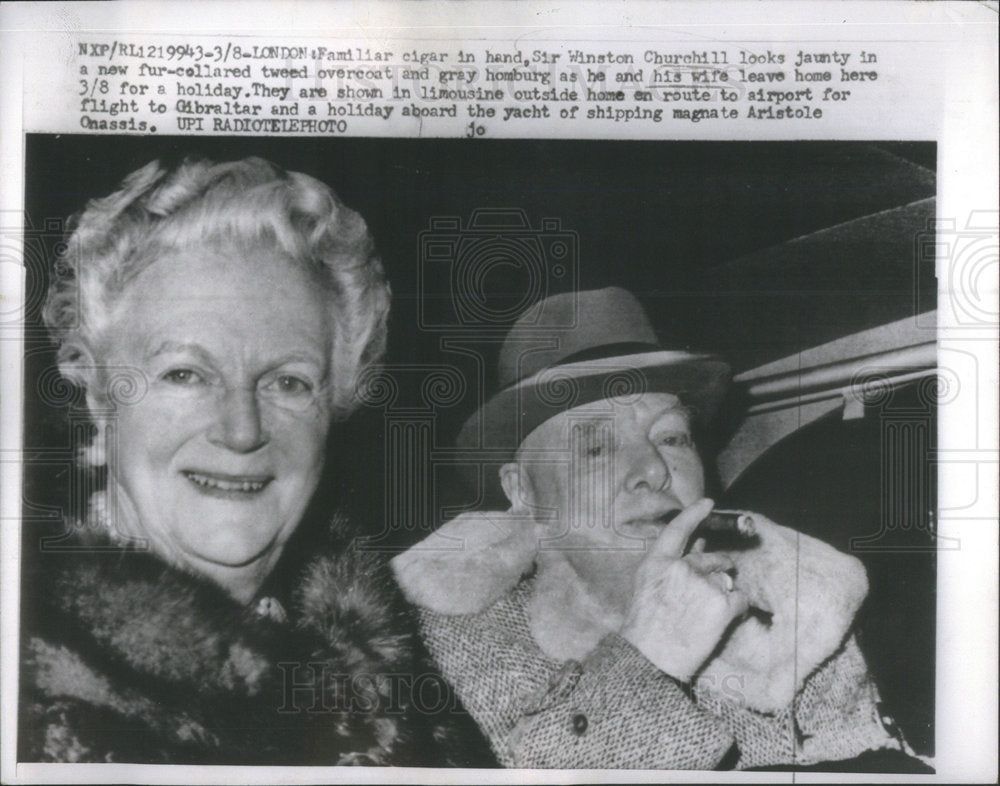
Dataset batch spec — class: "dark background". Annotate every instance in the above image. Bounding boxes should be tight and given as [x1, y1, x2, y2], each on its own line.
[21, 135, 936, 755]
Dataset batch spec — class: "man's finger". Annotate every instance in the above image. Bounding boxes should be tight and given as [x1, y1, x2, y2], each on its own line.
[725, 588, 750, 618]
[650, 498, 714, 557]
[706, 570, 734, 593]
[685, 551, 736, 576]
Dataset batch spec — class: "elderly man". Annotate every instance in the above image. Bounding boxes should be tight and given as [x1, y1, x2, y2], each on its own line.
[393, 288, 917, 770]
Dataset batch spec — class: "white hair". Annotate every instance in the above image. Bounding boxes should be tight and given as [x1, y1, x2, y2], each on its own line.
[43, 156, 390, 419]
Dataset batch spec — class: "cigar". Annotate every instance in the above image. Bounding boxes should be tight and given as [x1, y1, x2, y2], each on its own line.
[699, 510, 757, 536]
[661, 508, 757, 537]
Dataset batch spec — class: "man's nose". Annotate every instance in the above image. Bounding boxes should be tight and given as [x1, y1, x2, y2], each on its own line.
[209, 387, 268, 453]
[625, 441, 670, 493]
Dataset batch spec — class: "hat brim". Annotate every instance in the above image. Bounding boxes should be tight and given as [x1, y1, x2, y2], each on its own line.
[456, 351, 732, 461]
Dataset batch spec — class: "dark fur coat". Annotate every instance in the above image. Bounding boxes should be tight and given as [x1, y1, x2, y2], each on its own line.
[18, 517, 494, 766]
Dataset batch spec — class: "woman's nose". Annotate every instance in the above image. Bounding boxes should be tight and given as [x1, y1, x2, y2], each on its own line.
[625, 442, 670, 493]
[209, 387, 268, 453]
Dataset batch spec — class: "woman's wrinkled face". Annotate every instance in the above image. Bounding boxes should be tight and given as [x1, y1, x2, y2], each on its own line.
[94, 243, 333, 599]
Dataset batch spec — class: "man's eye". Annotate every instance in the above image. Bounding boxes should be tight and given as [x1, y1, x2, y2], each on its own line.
[660, 434, 692, 448]
[162, 368, 203, 385]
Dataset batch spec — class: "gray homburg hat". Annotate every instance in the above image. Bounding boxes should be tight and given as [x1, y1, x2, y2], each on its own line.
[455, 287, 732, 481]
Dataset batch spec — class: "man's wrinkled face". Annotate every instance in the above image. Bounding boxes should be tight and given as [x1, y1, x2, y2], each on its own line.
[502, 393, 706, 594]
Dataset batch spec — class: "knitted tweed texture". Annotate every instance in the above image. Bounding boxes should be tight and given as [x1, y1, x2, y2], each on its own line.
[419, 575, 900, 770]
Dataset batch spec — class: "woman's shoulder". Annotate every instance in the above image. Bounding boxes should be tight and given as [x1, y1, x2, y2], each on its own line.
[20, 632, 224, 763]
[24, 526, 260, 662]
[19, 527, 266, 762]
[19, 515, 480, 765]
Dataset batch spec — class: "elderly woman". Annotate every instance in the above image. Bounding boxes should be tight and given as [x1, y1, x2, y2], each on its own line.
[19, 157, 480, 765]
[393, 288, 928, 771]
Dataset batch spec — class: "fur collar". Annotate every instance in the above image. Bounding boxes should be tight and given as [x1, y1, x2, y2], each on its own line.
[24, 517, 426, 764]
[526, 552, 626, 662]
[390, 511, 624, 661]
[36, 521, 416, 691]
[390, 510, 539, 615]
[392, 510, 868, 713]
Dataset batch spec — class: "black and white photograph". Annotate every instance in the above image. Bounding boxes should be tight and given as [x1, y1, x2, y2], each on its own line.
[16, 135, 939, 772]
[1, 2, 997, 783]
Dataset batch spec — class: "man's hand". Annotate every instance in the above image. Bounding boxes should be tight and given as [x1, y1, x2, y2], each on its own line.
[620, 498, 749, 683]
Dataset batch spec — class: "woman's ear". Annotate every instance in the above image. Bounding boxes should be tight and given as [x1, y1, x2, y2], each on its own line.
[56, 341, 101, 406]
[56, 342, 109, 467]
[79, 419, 108, 468]
[500, 461, 534, 514]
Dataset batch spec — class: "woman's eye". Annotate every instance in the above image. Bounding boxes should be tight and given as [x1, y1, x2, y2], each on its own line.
[261, 375, 316, 406]
[162, 368, 203, 386]
[660, 433, 692, 448]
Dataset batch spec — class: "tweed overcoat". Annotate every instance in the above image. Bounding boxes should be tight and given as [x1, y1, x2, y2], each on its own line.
[393, 510, 910, 769]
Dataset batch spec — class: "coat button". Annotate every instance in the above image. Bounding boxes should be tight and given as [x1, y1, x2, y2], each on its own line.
[571, 713, 588, 735]
[875, 702, 902, 739]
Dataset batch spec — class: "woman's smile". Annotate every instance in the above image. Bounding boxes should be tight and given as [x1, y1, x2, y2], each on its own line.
[181, 470, 274, 496]
[100, 243, 334, 586]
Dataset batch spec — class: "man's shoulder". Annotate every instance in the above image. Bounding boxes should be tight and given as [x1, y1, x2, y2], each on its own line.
[414, 574, 557, 691]
[417, 574, 536, 640]
[392, 511, 539, 615]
